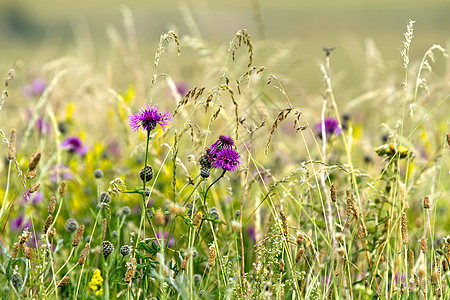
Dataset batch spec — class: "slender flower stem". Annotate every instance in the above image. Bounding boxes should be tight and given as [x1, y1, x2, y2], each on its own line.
[195, 170, 226, 244]
[203, 170, 226, 207]
[143, 130, 151, 190]
[182, 179, 203, 207]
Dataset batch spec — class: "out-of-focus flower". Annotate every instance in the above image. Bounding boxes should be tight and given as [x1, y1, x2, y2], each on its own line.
[316, 117, 341, 139]
[61, 136, 88, 155]
[375, 144, 411, 159]
[10, 216, 32, 232]
[23, 78, 47, 98]
[175, 82, 189, 97]
[25, 110, 51, 135]
[36, 118, 51, 135]
[50, 164, 73, 182]
[128, 104, 171, 132]
[21, 190, 43, 205]
[246, 226, 256, 243]
[155, 232, 175, 247]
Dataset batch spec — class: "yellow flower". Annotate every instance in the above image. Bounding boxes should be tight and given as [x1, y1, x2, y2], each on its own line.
[88, 269, 104, 295]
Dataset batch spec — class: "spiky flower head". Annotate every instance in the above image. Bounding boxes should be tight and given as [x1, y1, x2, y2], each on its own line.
[129, 104, 171, 132]
[206, 135, 235, 158]
[199, 154, 212, 169]
[139, 165, 154, 182]
[94, 169, 104, 179]
[122, 206, 131, 215]
[213, 148, 241, 172]
[120, 245, 131, 256]
[65, 218, 79, 233]
[99, 192, 111, 205]
[102, 241, 114, 258]
[200, 167, 210, 178]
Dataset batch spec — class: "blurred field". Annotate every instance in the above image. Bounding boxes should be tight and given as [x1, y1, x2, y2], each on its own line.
[1, 0, 449, 91]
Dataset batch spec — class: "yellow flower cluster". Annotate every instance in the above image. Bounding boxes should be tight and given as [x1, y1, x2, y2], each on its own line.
[88, 269, 104, 296]
[375, 143, 411, 159]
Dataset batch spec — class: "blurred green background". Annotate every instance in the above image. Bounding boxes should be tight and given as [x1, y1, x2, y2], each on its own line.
[1, 0, 449, 92]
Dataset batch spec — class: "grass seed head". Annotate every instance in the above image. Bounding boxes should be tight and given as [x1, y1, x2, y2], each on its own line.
[48, 196, 56, 214]
[401, 213, 408, 245]
[124, 257, 137, 282]
[78, 243, 90, 265]
[208, 245, 216, 267]
[43, 215, 53, 234]
[72, 225, 85, 246]
[57, 276, 71, 287]
[28, 149, 41, 171]
[7, 128, 16, 160]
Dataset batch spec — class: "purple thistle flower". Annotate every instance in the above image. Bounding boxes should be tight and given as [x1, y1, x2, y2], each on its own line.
[213, 148, 241, 172]
[61, 136, 88, 155]
[128, 104, 172, 132]
[23, 78, 47, 97]
[206, 135, 236, 160]
[316, 117, 341, 138]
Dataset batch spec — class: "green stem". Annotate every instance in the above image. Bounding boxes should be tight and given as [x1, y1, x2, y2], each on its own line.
[203, 170, 226, 207]
[143, 130, 151, 190]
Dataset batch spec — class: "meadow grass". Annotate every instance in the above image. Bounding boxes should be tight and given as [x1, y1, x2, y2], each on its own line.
[0, 11, 449, 300]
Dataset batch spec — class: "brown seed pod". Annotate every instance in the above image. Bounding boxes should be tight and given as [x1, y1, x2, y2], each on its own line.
[27, 170, 37, 180]
[28, 149, 41, 171]
[43, 215, 53, 234]
[423, 196, 430, 209]
[193, 212, 202, 226]
[57, 276, 71, 287]
[48, 196, 56, 214]
[124, 257, 137, 282]
[180, 253, 190, 271]
[59, 181, 67, 197]
[72, 225, 85, 247]
[78, 243, 90, 265]
[7, 128, 16, 160]
[401, 213, 408, 245]
[208, 245, 216, 267]
[29, 183, 40, 193]
[330, 184, 337, 202]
